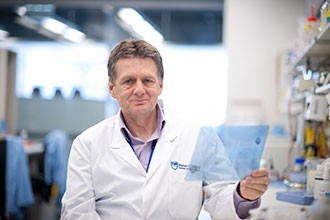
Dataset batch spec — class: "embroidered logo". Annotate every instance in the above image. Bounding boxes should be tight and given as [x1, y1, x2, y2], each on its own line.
[170, 161, 200, 173]
[171, 161, 179, 170]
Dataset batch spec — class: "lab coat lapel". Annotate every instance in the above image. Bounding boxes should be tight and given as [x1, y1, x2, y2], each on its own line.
[110, 129, 146, 176]
[146, 127, 178, 179]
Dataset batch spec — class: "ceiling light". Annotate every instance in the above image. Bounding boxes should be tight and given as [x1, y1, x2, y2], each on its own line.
[117, 8, 164, 45]
[41, 17, 67, 35]
[63, 28, 86, 43]
[118, 8, 144, 26]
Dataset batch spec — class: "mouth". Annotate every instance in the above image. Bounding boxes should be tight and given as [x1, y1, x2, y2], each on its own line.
[131, 99, 148, 105]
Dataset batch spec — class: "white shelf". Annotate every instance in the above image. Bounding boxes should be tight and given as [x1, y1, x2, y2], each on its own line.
[318, 22, 330, 41]
[289, 23, 330, 75]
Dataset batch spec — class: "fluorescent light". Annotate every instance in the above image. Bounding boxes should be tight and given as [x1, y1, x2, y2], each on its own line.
[63, 28, 86, 43]
[118, 8, 143, 26]
[117, 8, 164, 45]
[15, 16, 39, 30]
[43, 18, 86, 42]
[42, 17, 67, 35]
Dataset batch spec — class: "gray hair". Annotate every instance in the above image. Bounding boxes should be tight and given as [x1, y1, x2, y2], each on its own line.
[107, 39, 164, 83]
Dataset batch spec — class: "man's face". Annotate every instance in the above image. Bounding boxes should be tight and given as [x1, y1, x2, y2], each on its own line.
[109, 57, 163, 118]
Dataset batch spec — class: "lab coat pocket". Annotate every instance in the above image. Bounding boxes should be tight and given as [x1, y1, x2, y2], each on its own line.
[168, 177, 202, 219]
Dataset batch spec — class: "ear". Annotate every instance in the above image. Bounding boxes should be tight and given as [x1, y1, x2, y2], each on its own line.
[159, 81, 164, 94]
[108, 79, 116, 98]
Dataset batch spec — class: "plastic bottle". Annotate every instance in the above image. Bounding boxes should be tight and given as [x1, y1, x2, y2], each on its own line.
[288, 157, 307, 190]
[314, 164, 325, 199]
[306, 158, 323, 196]
[294, 157, 306, 172]
[319, 163, 330, 198]
[304, 5, 319, 45]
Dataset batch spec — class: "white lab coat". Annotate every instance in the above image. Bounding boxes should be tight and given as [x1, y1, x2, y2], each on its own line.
[61, 109, 241, 220]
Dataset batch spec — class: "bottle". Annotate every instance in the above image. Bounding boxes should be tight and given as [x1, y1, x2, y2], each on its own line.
[289, 157, 307, 190]
[314, 164, 325, 199]
[319, 163, 330, 198]
[306, 158, 323, 196]
[304, 5, 319, 45]
[294, 157, 306, 172]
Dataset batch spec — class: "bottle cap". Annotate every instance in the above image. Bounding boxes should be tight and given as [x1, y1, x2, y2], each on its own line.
[308, 5, 317, 22]
[296, 157, 305, 164]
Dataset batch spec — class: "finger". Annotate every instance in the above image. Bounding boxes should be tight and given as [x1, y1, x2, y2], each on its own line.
[245, 176, 270, 185]
[250, 168, 269, 177]
[240, 181, 268, 200]
[241, 179, 268, 193]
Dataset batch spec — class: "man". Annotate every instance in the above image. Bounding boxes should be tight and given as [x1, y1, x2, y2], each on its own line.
[61, 39, 269, 220]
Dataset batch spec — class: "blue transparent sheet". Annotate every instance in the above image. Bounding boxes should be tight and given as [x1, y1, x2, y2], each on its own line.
[185, 126, 239, 182]
[216, 125, 269, 179]
[185, 125, 269, 181]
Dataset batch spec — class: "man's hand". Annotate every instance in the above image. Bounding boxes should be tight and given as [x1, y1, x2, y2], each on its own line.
[239, 168, 269, 201]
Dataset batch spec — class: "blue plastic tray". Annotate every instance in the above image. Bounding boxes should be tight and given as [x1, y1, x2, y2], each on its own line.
[276, 191, 314, 205]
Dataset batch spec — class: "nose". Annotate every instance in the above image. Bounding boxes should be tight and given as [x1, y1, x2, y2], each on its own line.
[133, 80, 145, 95]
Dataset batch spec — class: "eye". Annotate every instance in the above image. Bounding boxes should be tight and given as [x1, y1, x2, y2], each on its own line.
[123, 79, 134, 85]
[143, 78, 154, 85]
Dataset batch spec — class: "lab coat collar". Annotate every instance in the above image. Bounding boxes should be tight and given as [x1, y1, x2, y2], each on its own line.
[110, 126, 147, 176]
[145, 110, 179, 180]
[110, 102, 179, 179]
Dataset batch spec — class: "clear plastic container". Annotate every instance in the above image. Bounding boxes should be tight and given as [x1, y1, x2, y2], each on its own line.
[305, 158, 324, 196]
[288, 158, 307, 190]
[301, 5, 319, 48]
[314, 164, 325, 199]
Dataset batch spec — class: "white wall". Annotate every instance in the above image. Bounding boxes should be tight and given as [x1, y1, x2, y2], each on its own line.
[224, 0, 305, 125]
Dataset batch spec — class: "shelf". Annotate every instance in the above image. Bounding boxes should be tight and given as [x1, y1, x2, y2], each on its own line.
[318, 22, 330, 41]
[289, 23, 330, 75]
[315, 83, 330, 94]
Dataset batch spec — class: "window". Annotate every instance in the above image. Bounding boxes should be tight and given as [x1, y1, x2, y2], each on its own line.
[10, 42, 110, 100]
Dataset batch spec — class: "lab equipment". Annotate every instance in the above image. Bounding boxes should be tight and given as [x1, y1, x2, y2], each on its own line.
[314, 158, 330, 199]
[319, 163, 330, 197]
[305, 158, 324, 196]
[276, 191, 314, 205]
[288, 157, 307, 189]
[314, 164, 325, 199]
[304, 95, 328, 122]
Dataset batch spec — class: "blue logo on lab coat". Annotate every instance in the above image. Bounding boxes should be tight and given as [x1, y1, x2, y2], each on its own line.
[171, 161, 178, 170]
